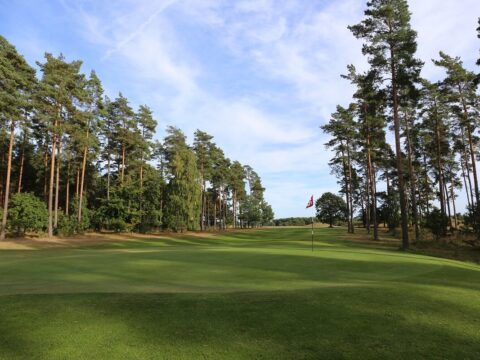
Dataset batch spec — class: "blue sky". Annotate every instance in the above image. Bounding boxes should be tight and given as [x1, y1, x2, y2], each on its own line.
[1, 0, 479, 217]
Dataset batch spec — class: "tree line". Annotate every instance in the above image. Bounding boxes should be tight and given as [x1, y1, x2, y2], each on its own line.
[274, 217, 314, 227]
[0, 36, 274, 238]
[322, 0, 480, 249]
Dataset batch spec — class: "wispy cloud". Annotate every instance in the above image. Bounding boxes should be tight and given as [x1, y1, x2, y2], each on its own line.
[14, 0, 478, 217]
[102, 0, 179, 60]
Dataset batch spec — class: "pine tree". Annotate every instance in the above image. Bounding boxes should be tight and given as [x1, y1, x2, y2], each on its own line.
[343, 66, 386, 240]
[433, 53, 479, 206]
[193, 130, 215, 230]
[135, 105, 157, 231]
[418, 80, 451, 236]
[78, 71, 103, 223]
[349, 0, 423, 249]
[229, 161, 246, 228]
[136, 105, 156, 191]
[162, 126, 201, 232]
[0, 36, 36, 240]
[35, 54, 85, 237]
[211, 146, 231, 229]
[322, 105, 357, 233]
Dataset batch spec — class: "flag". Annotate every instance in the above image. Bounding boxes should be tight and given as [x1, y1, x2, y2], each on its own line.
[306, 195, 314, 208]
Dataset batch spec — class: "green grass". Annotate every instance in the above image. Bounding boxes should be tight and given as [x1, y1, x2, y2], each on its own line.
[1, 228, 480, 359]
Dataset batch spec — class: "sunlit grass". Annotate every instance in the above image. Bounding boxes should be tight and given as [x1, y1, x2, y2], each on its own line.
[1, 227, 479, 359]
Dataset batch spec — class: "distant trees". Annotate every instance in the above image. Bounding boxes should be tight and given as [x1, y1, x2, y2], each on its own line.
[315, 193, 347, 228]
[274, 217, 313, 227]
[0, 36, 273, 237]
[323, 2, 480, 246]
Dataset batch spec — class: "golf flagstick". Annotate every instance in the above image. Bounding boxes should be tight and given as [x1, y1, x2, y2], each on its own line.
[306, 195, 314, 251]
[311, 213, 314, 252]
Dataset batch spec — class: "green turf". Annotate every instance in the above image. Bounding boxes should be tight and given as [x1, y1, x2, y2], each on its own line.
[1, 228, 479, 359]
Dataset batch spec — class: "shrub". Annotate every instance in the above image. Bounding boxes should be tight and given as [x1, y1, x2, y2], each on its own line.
[57, 212, 77, 237]
[107, 218, 129, 232]
[425, 208, 449, 241]
[8, 193, 48, 235]
[69, 197, 90, 233]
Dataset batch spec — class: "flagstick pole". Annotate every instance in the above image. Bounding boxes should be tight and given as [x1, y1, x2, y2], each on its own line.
[311, 214, 314, 252]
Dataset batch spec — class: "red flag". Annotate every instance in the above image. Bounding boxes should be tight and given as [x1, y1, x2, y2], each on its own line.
[306, 195, 314, 208]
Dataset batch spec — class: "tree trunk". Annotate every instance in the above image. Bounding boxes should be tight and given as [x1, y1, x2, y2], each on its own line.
[65, 161, 70, 216]
[107, 150, 111, 201]
[386, 172, 391, 230]
[78, 128, 89, 222]
[365, 175, 370, 234]
[460, 157, 472, 210]
[54, 141, 61, 230]
[206, 195, 209, 229]
[43, 147, 49, 201]
[459, 86, 479, 205]
[0, 120, 16, 240]
[0, 146, 5, 206]
[370, 165, 378, 240]
[433, 100, 446, 218]
[200, 175, 205, 231]
[389, 47, 409, 250]
[74, 168, 79, 198]
[233, 190, 237, 229]
[121, 143, 126, 184]
[443, 175, 452, 231]
[364, 105, 377, 239]
[17, 130, 27, 194]
[405, 114, 420, 242]
[449, 177, 458, 229]
[346, 139, 354, 234]
[422, 153, 430, 215]
[341, 146, 352, 233]
[48, 127, 58, 238]
[214, 201, 217, 230]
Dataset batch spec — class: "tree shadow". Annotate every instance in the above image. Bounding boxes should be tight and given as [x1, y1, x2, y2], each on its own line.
[1, 286, 479, 359]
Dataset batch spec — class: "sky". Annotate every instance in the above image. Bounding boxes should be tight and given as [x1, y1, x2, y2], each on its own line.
[1, 0, 479, 218]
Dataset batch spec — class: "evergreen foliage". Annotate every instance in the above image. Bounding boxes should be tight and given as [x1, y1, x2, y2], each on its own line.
[0, 36, 273, 237]
[322, 1, 480, 245]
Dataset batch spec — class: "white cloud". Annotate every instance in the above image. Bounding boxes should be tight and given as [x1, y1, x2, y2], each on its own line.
[59, 0, 479, 216]
[102, 0, 179, 60]
[409, 0, 479, 79]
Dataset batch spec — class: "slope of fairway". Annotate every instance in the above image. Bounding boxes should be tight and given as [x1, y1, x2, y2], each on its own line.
[1, 228, 479, 359]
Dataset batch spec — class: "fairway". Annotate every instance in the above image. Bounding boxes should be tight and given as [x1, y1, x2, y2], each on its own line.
[1, 228, 480, 359]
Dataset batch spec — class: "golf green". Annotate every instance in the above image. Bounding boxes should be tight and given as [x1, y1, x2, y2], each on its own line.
[0, 228, 479, 359]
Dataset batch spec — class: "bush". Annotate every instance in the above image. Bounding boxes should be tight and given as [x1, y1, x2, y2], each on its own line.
[57, 212, 77, 237]
[92, 197, 140, 232]
[425, 208, 449, 241]
[106, 218, 129, 232]
[8, 193, 48, 235]
[70, 197, 90, 233]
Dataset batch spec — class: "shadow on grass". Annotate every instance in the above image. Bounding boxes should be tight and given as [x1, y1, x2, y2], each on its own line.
[0, 287, 479, 359]
[1, 228, 480, 358]
[1, 246, 480, 297]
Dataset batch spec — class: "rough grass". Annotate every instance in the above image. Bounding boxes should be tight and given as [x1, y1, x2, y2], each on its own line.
[1, 228, 479, 359]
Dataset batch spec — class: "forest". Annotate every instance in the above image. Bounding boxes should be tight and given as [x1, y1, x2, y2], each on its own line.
[322, 2, 480, 249]
[0, 38, 274, 238]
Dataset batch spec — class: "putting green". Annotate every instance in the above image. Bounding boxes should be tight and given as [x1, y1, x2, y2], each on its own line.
[0, 228, 479, 359]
